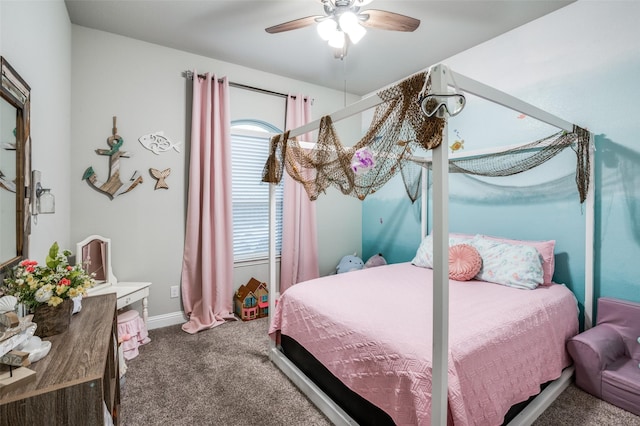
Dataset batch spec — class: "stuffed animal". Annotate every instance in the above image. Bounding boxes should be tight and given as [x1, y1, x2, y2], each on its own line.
[336, 254, 364, 274]
[364, 253, 387, 268]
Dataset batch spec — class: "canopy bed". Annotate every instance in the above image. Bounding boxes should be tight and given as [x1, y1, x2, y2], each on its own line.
[264, 64, 594, 425]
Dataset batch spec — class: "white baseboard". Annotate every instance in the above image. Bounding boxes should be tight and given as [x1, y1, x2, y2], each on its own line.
[147, 311, 187, 330]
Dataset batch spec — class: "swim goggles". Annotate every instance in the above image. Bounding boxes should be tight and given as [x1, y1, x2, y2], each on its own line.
[417, 65, 466, 118]
[418, 92, 466, 118]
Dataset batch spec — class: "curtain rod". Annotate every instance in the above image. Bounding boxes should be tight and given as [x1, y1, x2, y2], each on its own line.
[183, 70, 311, 103]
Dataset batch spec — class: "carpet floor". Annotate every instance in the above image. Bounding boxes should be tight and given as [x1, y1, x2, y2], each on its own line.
[120, 317, 640, 425]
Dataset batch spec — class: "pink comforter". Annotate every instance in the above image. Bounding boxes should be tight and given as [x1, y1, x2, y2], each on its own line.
[269, 262, 579, 426]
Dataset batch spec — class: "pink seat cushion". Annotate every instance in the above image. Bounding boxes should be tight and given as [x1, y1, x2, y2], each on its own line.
[602, 358, 640, 416]
[117, 309, 140, 324]
[449, 244, 482, 281]
[117, 310, 151, 361]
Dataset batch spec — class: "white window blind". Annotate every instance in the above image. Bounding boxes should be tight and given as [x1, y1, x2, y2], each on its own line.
[231, 122, 283, 262]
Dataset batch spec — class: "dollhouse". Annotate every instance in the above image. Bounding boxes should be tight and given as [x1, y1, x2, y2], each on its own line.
[234, 278, 269, 321]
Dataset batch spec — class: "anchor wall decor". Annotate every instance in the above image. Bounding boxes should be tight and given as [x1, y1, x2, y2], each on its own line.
[0, 170, 16, 193]
[82, 116, 143, 199]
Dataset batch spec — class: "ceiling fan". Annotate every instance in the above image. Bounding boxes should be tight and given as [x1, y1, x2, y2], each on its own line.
[265, 0, 420, 59]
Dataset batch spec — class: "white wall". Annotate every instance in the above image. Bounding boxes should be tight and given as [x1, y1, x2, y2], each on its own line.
[444, 1, 639, 129]
[70, 26, 362, 318]
[0, 0, 72, 261]
[362, 1, 640, 315]
[443, 0, 640, 306]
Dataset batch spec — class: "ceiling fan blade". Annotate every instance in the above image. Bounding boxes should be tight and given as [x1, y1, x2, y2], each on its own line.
[265, 16, 322, 34]
[360, 9, 420, 32]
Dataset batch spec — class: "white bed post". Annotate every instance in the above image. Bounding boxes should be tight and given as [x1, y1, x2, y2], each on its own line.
[584, 133, 596, 329]
[268, 182, 277, 349]
[421, 167, 429, 239]
[430, 64, 449, 426]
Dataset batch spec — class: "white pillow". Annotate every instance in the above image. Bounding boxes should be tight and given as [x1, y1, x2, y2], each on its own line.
[470, 236, 544, 290]
[412, 233, 475, 268]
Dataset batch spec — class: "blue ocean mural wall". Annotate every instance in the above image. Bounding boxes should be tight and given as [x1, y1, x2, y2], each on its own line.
[362, 1, 640, 319]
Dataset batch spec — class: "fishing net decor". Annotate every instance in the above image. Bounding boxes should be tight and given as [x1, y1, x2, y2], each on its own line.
[262, 71, 445, 201]
[262, 70, 591, 204]
[408, 124, 591, 203]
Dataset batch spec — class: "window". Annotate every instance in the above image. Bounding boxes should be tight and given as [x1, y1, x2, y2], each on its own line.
[231, 120, 283, 262]
[245, 295, 256, 308]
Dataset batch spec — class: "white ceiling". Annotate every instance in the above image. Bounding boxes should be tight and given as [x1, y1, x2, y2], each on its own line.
[65, 0, 574, 95]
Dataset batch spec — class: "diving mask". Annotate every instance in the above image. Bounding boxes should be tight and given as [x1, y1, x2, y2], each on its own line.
[418, 92, 466, 118]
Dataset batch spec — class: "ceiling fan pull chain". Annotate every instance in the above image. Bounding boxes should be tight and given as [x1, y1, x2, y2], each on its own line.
[343, 56, 348, 107]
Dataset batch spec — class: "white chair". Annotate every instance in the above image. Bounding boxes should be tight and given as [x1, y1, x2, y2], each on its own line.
[76, 235, 151, 325]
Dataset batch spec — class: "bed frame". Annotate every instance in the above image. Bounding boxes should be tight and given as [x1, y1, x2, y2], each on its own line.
[267, 63, 595, 426]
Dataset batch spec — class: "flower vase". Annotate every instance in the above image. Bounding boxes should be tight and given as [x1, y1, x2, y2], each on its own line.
[33, 298, 73, 337]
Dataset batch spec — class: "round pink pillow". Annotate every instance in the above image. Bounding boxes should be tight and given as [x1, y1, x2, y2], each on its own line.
[448, 244, 482, 281]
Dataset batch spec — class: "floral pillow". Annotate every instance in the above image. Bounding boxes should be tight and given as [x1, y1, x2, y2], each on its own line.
[481, 235, 556, 284]
[470, 236, 544, 290]
[412, 233, 476, 269]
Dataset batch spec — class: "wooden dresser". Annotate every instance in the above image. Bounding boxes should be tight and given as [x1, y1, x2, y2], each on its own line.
[0, 294, 120, 425]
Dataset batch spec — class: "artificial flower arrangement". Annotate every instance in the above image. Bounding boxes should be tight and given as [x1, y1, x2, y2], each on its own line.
[1, 242, 96, 311]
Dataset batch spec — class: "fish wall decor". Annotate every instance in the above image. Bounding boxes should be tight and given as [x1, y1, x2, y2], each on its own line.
[138, 131, 181, 155]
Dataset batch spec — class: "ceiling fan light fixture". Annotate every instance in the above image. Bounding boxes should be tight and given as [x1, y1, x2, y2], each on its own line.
[317, 18, 337, 41]
[346, 23, 366, 44]
[338, 11, 359, 33]
[266, 0, 419, 58]
[328, 30, 345, 49]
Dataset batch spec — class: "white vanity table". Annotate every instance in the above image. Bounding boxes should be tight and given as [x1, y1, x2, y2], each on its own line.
[77, 235, 151, 326]
[87, 281, 150, 325]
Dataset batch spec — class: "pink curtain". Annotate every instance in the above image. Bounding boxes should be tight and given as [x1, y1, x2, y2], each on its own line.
[181, 72, 236, 334]
[280, 94, 319, 293]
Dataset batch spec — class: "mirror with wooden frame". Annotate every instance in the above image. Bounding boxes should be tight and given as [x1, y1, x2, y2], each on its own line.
[0, 56, 31, 272]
